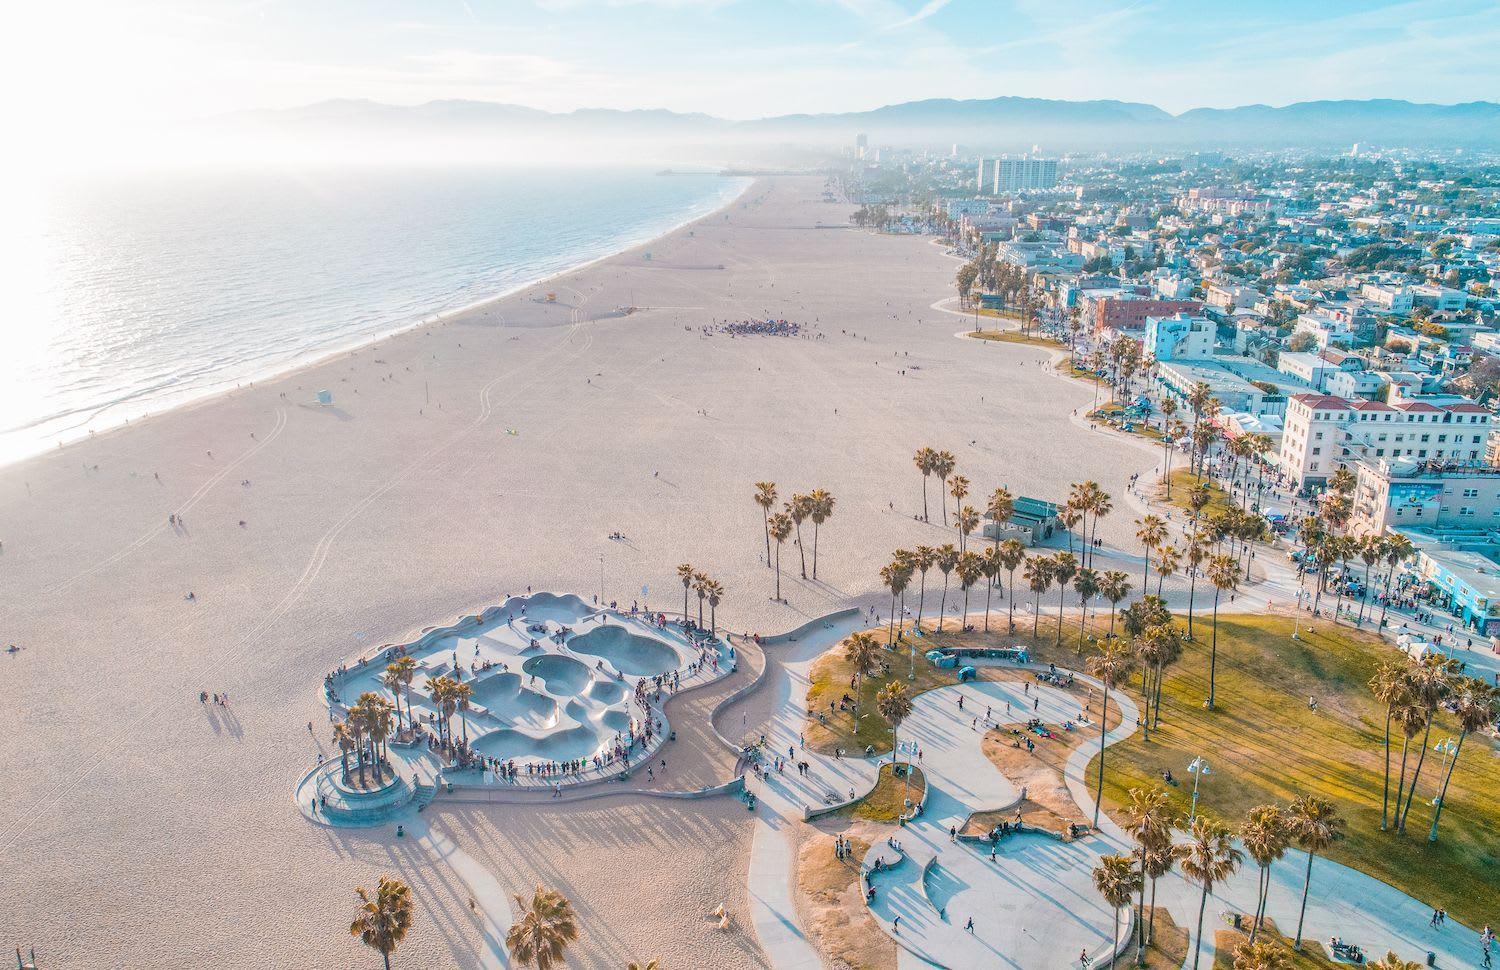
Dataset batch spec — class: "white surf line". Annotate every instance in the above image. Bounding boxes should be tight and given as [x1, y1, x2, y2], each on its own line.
[2, 328, 598, 852]
[46, 407, 289, 596]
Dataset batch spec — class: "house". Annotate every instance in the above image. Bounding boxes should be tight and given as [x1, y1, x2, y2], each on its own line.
[982, 496, 1061, 546]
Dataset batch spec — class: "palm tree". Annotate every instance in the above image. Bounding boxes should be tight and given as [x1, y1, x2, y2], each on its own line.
[706, 579, 724, 634]
[1427, 678, 1499, 842]
[1059, 502, 1084, 555]
[1141, 839, 1175, 950]
[506, 886, 579, 970]
[1365, 952, 1424, 970]
[999, 540, 1026, 633]
[677, 563, 694, 621]
[880, 559, 910, 646]
[912, 545, 935, 632]
[932, 450, 957, 526]
[913, 447, 937, 522]
[980, 545, 1003, 633]
[934, 543, 958, 631]
[1153, 544, 1180, 597]
[1182, 537, 1207, 640]
[955, 504, 979, 552]
[386, 656, 417, 735]
[845, 629, 881, 693]
[987, 487, 1015, 548]
[1086, 640, 1136, 826]
[1092, 854, 1142, 968]
[693, 571, 710, 628]
[1391, 697, 1426, 834]
[1074, 567, 1101, 651]
[1378, 533, 1415, 627]
[1121, 786, 1174, 962]
[753, 482, 778, 567]
[381, 668, 406, 734]
[877, 681, 915, 802]
[332, 719, 354, 784]
[1051, 551, 1079, 648]
[627, 961, 662, 970]
[350, 876, 414, 970]
[1396, 655, 1456, 832]
[1205, 554, 1239, 710]
[427, 676, 459, 759]
[949, 475, 971, 534]
[1240, 805, 1290, 943]
[788, 494, 814, 579]
[1355, 535, 1384, 624]
[1135, 516, 1166, 590]
[1368, 659, 1412, 831]
[1100, 571, 1131, 639]
[347, 701, 369, 785]
[809, 488, 835, 579]
[769, 513, 792, 602]
[1286, 795, 1343, 950]
[1022, 555, 1054, 639]
[358, 693, 396, 775]
[956, 551, 984, 628]
[1232, 940, 1291, 970]
[1177, 816, 1243, 970]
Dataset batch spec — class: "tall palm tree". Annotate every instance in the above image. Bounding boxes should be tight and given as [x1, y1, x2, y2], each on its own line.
[956, 551, 984, 627]
[356, 692, 396, 776]
[1100, 570, 1131, 638]
[934, 544, 958, 631]
[1365, 952, 1424, 970]
[1086, 640, 1136, 826]
[980, 545, 1004, 633]
[1240, 805, 1290, 943]
[1427, 678, 1498, 842]
[1205, 554, 1239, 710]
[506, 886, 579, 970]
[1378, 533, 1415, 627]
[1391, 698, 1426, 835]
[913, 447, 937, 522]
[1022, 555, 1054, 639]
[1232, 940, 1291, 970]
[1286, 795, 1343, 950]
[1182, 537, 1207, 641]
[769, 513, 792, 602]
[1073, 567, 1101, 652]
[808, 488, 835, 579]
[427, 676, 459, 759]
[987, 487, 1015, 548]
[1153, 544, 1180, 597]
[693, 571, 710, 628]
[381, 668, 406, 734]
[879, 560, 905, 646]
[350, 876, 414, 970]
[1051, 551, 1079, 648]
[1396, 655, 1456, 832]
[1135, 516, 1166, 590]
[932, 450, 957, 526]
[844, 632, 882, 718]
[999, 540, 1027, 633]
[949, 475, 971, 534]
[1176, 816, 1243, 970]
[1355, 535, 1384, 624]
[347, 701, 369, 785]
[332, 719, 354, 784]
[1059, 503, 1084, 555]
[912, 545, 935, 632]
[1141, 839, 1175, 950]
[707, 579, 724, 634]
[677, 563, 694, 621]
[1092, 854, 1142, 969]
[1368, 659, 1412, 831]
[386, 656, 417, 735]
[955, 505, 980, 552]
[788, 494, 814, 579]
[877, 681, 915, 802]
[753, 482, 778, 567]
[1121, 786, 1174, 962]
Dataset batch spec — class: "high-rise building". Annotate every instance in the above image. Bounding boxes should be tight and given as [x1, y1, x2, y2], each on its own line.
[855, 133, 868, 159]
[994, 158, 1058, 192]
[976, 158, 999, 192]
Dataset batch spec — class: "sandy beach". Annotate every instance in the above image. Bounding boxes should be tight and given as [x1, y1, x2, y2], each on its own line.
[0, 176, 1156, 967]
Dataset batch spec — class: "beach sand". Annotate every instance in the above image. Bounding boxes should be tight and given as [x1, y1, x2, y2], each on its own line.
[0, 176, 1154, 967]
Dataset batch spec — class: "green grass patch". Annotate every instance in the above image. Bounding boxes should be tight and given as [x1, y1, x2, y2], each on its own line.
[1158, 467, 1237, 518]
[1088, 613, 1500, 931]
[970, 329, 1060, 348]
[805, 628, 959, 755]
[841, 763, 927, 823]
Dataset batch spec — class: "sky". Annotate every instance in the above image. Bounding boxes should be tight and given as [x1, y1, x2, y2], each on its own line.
[9, 0, 1500, 136]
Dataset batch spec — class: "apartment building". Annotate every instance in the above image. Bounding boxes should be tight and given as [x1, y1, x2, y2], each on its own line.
[1278, 393, 1493, 488]
[1352, 458, 1500, 535]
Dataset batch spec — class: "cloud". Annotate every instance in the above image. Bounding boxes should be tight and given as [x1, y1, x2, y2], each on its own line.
[882, 0, 954, 30]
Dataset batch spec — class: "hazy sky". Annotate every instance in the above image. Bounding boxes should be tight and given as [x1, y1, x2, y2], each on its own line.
[15, 0, 1500, 130]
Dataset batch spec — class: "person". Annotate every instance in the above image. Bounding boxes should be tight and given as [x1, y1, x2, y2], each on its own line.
[966, 916, 974, 933]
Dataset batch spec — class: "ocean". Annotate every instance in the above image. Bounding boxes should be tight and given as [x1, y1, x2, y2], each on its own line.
[2, 166, 749, 466]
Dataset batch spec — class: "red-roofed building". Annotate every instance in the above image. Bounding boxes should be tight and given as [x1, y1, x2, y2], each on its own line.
[1278, 393, 1493, 487]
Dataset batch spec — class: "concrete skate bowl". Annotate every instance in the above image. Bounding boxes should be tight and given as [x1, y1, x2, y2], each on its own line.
[473, 724, 604, 763]
[568, 626, 679, 677]
[522, 654, 592, 696]
[469, 671, 559, 727]
[508, 592, 593, 625]
[586, 679, 628, 705]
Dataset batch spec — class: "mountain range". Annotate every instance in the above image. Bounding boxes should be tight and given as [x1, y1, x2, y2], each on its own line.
[224, 96, 1500, 152]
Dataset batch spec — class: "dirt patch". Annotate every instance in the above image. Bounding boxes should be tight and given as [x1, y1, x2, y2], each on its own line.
[796, 830, 898, 970]
[1213, 917, 1337, 969]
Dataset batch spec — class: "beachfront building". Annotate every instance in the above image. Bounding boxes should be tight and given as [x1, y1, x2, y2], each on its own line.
[1399, 527, 1500, 634]
[1352, 459, 1500, 535]
[1143, 313, 1215, 362]
[1278, 393, 1494, 489]
[981, 495, 1061, 546]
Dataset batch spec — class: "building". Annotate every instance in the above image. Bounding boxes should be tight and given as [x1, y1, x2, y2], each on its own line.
[981, 495, 1061, 546]
[1178, 188, 1273, 216]
[993, 240, 1083, 274]
[1360, 282, 1414, 315]
[1278, 393, 1493, 488]
[976, 158, 999, 193]
[1205, 281, 1261, 311]
[1399, 527, 1500, 634]
[995, 158, 1058, 192]
[1156, 357, 1308, 417]
[1412, 284, 1468, 313]
[1144, 313, 1215, 362]
[1352, 459, 1500, 536]
[1089, 297, 1203, 337]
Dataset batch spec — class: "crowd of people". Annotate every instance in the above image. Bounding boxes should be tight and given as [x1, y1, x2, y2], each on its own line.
[704, 317, 814, 338]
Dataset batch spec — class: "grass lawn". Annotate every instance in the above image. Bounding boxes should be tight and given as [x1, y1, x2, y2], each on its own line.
[970, 328, 1061, 349]
[1158, 467, 1237, 518]
[804, 628, 958, 754]
[1213, 918, 1335, 969]
[1089, 402, 1166, 441]
[1106, 908, 1190, 969]
[1087, 613, 1500, 931]
[841, 763, 927, 823]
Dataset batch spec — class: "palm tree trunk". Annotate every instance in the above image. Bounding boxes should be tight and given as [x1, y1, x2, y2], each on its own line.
[1248, 867, 1265, 943]
[888, 592, 898, 646]
[1056, 586, 1066, 648]
[983, 580, 993, 633]
[1294, 852, 1315, 949]
[383, 950, 391, 970]
[1397, 716, 1435, 832]
[1139, 668, 1152, 742]
[1379, 563, 1395, 627]
[938, 579, 949, 632]
[1208, 591, 1220, 709]
[922, 476, 929, 522]
[1093, 683, 1110, 826]
[1148, 878, 1159, 946]
[796, 524, 807, 578]
[1008, 568, 1018, 632]
[1187, 570, 1198, 639]
[762, 508, 771, 567]
[1135, 854, 1149, 963]
[1192, 886, 1209, 970]
[1427, 731, 1467, 842]
[1077, 599, 1088, 653]
[774, 547, 782, 601]
[916, 576, 927, 633]
[812, 522, 820, 579]
[1394, 732, 1412, 825]
[1380, 707, 1393, 830]
[1111, 906, 1121, 970]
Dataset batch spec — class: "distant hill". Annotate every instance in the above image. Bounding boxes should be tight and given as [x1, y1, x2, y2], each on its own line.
[220, 96, 1500, 151]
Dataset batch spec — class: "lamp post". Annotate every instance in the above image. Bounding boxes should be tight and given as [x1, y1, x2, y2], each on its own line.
[1187, 756, 1211, 824]
[1428, 737, 1459, 842]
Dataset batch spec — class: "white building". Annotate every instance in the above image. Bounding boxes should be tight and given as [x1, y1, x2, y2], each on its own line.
[1144, 313, 1215, 362]
[995, 158, 1058, 192]
[1360, 282, 1414, 315]
[1278, 393, 1493, 487]
[1206, 281, 1261, 311]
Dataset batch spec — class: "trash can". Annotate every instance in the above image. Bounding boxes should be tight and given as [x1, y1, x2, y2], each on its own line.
[1426, 953, 1435, 967]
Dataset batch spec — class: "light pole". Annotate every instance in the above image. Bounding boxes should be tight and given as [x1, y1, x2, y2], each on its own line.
[1187, 756, 1211, 824]
[1427, 737, 1459, 842]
